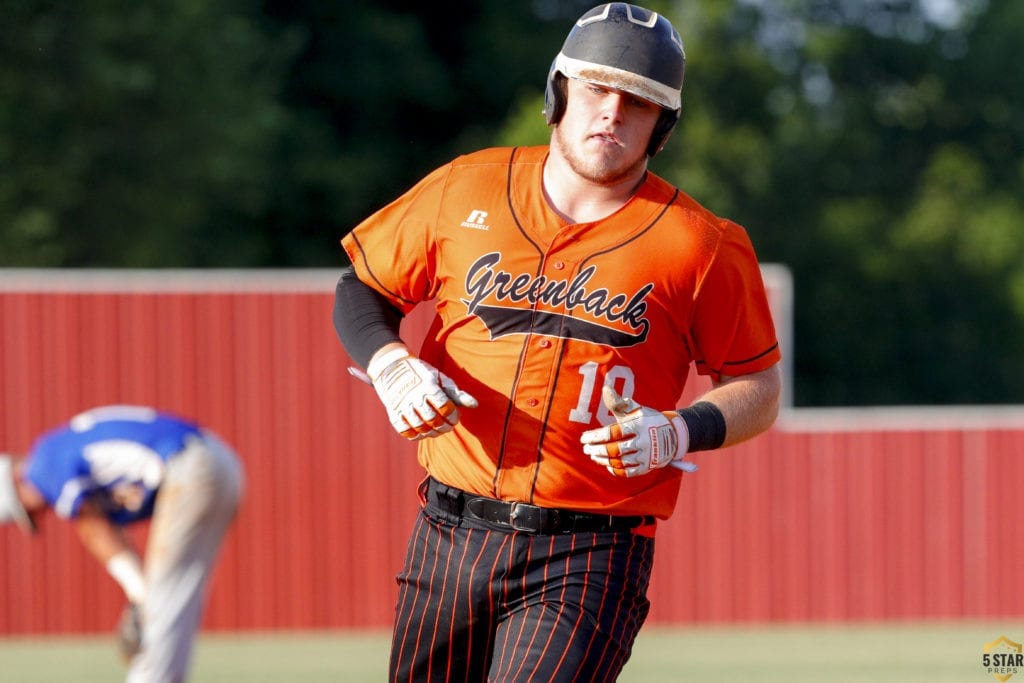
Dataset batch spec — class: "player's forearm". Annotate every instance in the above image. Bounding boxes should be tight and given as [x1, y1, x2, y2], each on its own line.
[333, 266, 404, 368]
[73, 503, 146, 603]
[73, 501, 133, 565]
[73, 505, 137, 569]
[694, 364, 782, 448]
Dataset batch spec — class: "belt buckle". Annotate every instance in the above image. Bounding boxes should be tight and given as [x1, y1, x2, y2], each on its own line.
[508, 502, 538, 533]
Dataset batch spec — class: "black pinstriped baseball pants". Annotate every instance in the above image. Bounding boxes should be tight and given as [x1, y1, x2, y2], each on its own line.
[388, 492, 655, 682]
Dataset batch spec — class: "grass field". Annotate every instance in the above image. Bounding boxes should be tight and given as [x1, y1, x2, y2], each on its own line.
[1, 621, 1021, 682]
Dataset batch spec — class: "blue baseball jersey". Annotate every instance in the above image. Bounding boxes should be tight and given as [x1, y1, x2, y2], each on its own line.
[24, 405, 203, 524]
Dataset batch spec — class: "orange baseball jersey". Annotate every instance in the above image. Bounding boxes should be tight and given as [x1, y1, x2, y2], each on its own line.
[342, 145, 780, 519]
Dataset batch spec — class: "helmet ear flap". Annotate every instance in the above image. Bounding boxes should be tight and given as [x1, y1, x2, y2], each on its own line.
[544, 70, 567, 125]
[647, 108, 680, 157]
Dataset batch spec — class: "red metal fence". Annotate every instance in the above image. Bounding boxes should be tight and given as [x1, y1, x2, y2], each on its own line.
[0, 269, 1021, 635]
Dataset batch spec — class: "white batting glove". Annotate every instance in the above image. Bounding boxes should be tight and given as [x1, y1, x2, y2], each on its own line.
[350, 348, 478, 441]
[580, 385, 698, 478]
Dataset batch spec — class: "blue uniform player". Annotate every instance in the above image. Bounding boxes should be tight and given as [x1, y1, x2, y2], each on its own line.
[0, 405, 244, 683]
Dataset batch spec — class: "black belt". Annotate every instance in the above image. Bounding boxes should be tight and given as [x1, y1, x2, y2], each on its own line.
[424, 477, 655, 535]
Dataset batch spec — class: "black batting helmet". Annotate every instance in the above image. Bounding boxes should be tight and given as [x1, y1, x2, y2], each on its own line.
[544, 3, 686, 157]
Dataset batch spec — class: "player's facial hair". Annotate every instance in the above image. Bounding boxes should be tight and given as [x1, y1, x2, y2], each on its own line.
[551, 122, 649, 186]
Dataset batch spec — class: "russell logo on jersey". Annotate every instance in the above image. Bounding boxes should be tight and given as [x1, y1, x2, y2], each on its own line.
[461, 251, 652, 347]
[460, 210, 491, 231]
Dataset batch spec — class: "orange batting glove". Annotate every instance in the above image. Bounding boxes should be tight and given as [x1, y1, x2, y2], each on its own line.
[351, 347, 478, 441]
[580, 385, 698, 478]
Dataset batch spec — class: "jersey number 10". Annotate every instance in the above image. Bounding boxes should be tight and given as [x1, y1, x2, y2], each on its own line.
[568, 361, 635, 426]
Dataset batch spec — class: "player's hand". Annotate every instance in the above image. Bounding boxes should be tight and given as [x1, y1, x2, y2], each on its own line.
[580, 385, 698, 478]
[115, 602, 143, 663]
[351, 348, 478, 441]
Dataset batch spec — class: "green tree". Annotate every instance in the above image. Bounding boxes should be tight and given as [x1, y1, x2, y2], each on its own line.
[0, 1, 300, 266]
[751, 0, 1024, 405]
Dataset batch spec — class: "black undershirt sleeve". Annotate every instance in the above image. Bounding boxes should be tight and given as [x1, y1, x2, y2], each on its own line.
[333, 266, 404, 369]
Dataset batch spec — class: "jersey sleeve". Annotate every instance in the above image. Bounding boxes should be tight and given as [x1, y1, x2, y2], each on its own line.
[24, 440, 89, 519]
[340, 163, 450, 314]
[689, 220, 781, 381]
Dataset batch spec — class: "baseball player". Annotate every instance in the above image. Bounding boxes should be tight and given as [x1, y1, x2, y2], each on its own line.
[0, 405, 244, 683]
[333, 3, 782, 681]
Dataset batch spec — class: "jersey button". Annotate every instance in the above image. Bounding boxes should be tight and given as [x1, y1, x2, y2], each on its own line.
[526, 398, 539, 407]
[539, 339, 551, 348]
[553, 261, 565, 270]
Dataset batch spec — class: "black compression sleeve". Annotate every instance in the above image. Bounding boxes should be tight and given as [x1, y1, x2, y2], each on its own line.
[676, 401, 727, 452]
[333, 266, 404, 368]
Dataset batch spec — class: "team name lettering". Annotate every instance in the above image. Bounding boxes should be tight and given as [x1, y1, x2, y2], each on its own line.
[463, 252, 652, 337]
